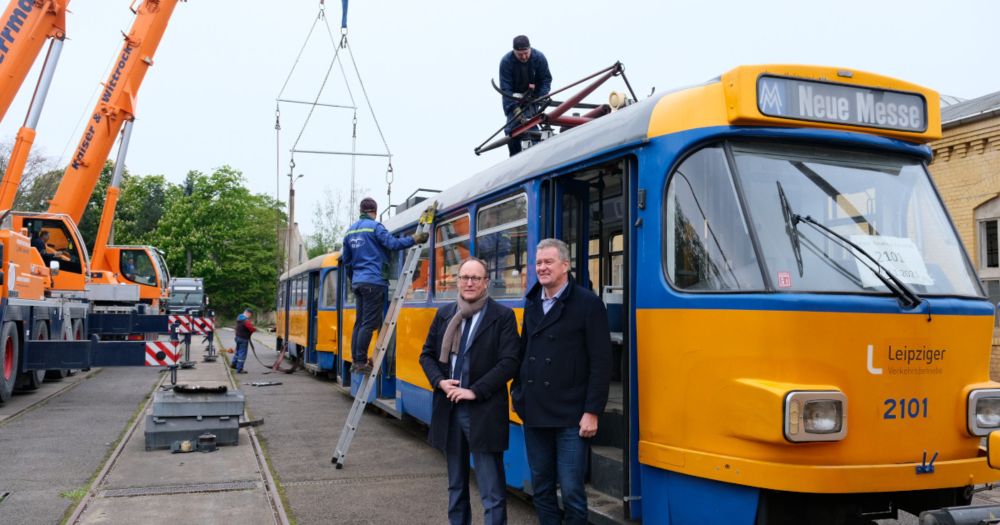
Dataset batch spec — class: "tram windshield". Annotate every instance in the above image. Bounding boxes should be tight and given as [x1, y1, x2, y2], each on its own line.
[731, 143, 981, 296]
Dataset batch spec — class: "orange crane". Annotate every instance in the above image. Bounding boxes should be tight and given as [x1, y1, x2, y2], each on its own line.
[90, 121, 171, 311]
[47, 0, 178, 224]
[0, 0, 70, 210]
[10, 0, 181, 295]
[0, 0, 183, 403]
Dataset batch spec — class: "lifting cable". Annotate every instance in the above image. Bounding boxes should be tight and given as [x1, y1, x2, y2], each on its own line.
[273, 0, 395, 229]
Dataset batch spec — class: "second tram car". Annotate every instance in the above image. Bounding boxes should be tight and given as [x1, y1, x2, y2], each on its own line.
[276, 64, 1000, 524]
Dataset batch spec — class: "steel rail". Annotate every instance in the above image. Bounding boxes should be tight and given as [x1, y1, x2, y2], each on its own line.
[65, 370, 166, 524]
[0, 369, 100, 426]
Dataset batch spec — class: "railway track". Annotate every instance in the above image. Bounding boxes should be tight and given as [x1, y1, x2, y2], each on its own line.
[0, 369, 101, 427]
[63, 356, 290, 524]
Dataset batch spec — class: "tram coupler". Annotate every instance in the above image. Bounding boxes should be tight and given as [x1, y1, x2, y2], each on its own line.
[919, 504, 1000, 524]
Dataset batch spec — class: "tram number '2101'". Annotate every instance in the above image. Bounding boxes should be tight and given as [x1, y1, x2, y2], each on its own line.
[883, 398, 928, 419]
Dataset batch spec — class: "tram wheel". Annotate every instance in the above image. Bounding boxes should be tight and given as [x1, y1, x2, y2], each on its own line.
[20, 321, 48, 390]
[0, 321, 20, 402]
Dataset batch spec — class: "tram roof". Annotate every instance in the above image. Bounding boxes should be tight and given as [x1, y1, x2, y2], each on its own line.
[280, 252, 339, 281]
[384, 64, 941, 232]
[385, 86, 673, 231]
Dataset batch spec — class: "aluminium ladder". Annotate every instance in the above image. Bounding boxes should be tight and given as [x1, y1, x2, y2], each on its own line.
[331, 201, 437, 468]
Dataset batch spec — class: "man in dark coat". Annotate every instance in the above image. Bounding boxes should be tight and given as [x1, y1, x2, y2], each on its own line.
[419, 257, 520, 525]
[498, 34, 552, 156]
[511, 238, 612, 525]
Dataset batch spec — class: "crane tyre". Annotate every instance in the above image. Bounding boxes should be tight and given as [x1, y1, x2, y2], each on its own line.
[0, 321, 20, 402]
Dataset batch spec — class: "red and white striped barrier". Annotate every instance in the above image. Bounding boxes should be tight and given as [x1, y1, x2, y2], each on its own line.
[168, 315, 192, 333]
[145, 341, 181, 366]
[191, 316, 215, 335]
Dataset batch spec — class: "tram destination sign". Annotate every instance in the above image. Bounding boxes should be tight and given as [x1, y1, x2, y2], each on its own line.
[756, 75, 927, 133]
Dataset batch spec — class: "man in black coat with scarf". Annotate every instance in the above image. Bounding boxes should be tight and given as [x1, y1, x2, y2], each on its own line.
[419, 257, 520, 525]
[511, 238, 612, 525]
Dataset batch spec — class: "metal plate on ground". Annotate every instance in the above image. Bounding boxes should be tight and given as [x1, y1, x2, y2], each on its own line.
[150, 389, 244, 418]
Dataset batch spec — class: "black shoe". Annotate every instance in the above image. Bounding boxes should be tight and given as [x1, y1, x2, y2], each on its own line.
[237, 369, 247, 374]
[351, 362, 373, 375]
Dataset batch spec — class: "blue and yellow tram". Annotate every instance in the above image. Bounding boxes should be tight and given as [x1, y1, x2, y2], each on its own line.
[277, 64, 1000, 523]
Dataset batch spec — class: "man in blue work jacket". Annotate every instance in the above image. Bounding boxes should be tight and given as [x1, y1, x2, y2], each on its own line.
[341, 197, 429, 374]
[499, 34, 552, 156]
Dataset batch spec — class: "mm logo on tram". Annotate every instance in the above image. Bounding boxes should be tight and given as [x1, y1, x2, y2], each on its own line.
[757, 75, 927, 133]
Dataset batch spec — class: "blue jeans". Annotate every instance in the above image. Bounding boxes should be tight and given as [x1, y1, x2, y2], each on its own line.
[233, 337, 248, 371]
[351, 284, 386, 364]
[446, 405, 507, 525]
[523, 426, 589, 525]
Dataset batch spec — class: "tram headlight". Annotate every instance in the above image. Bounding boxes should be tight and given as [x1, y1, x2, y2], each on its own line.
[967, 389, 1000, 436]
[784, 391, 847, 442]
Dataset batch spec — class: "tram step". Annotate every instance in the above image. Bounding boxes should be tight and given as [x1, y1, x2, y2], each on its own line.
[590, 445, 624, 499]
[586, 484, 629, 525]
[593, 410, 625, 448]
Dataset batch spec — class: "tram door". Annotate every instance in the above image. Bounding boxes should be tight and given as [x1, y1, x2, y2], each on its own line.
[551, 179, 591, 283]
[546, 161, 633, 518]
[306, 271, 320, 366]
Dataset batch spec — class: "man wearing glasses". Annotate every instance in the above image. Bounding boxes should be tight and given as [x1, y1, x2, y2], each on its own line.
[419, 257, 520, 525]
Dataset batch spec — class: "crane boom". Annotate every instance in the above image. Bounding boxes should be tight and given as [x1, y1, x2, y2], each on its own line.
[0, 0, 70, 211]
[0, 0, 68, 123]
[47, 0, 180, 224]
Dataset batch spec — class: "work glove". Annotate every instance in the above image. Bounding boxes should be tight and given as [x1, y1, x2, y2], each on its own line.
[411, 231, 429, 244]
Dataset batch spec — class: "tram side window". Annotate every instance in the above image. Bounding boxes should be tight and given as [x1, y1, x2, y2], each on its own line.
[664, 146, 764, 291]
[435, 214, 470, 300]
[408, 246, 431, 302]
[296, 276, 307, 309]
[322, 270, 338, 308]
[476, 194, 528, 298]
[344, 276, 356, 306]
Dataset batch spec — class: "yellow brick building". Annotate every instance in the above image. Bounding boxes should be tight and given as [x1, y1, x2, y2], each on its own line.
[928, 93, 1000, 377]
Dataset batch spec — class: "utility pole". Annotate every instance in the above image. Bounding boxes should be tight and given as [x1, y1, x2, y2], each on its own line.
[184, 175, 194, 275]
[286, 172, 303, 274]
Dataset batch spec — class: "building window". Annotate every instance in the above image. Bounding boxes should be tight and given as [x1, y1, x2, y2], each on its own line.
[983, 220, 999, 269]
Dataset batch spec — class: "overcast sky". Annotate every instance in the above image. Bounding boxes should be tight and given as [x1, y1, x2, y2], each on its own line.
[2, 0, 998, 236]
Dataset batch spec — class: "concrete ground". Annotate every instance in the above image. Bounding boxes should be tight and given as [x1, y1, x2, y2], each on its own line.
[219, 329, 538, 525]
[74, 338, 279, 525]
[0, 367, 162, 525]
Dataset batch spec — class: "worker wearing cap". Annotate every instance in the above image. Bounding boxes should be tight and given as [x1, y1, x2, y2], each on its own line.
[342, 197, 429, 374]
[499, 34, 552, 156]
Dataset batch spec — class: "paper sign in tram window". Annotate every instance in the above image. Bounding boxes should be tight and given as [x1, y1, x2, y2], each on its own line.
[849, 235, 933, 288]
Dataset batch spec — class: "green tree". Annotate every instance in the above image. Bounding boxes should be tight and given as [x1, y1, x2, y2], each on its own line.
[152, 166, 284, 317]
[114, 173, 179, 245]
[0, 138, 57, 211]
[78, 162, 113, 251]
[13, 168, 62, 212]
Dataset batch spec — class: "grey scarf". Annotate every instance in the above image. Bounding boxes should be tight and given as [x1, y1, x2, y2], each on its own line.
[438, 292, 488, 364]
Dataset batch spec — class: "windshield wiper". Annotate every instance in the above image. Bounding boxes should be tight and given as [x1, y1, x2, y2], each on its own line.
[776, 182, 804, 277]
[793, 214, 923, 309]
